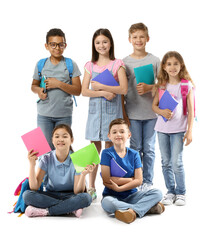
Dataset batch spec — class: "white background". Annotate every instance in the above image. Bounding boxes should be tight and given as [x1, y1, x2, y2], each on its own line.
[1, 0, 209, 239]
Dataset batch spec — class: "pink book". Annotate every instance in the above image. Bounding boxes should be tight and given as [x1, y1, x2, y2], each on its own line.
[21, 127, 51, 157]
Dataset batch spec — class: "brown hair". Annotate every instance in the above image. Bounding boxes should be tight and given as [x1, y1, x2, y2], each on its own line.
[128, 22, 149, 37]
[52, 124, 74, 152]
[108, 118, 129, 133]
[157, 51, 194, 88]
[91, 28, 115, 62]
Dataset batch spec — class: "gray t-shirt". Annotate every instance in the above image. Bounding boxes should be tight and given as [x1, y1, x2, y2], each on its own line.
[123, 53, 160, 120]
[33, 57, 81, 117]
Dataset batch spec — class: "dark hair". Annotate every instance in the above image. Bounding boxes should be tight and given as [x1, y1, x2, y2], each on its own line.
[91, 28, 115, 62]
[46, 28, 66, 43]
[108, 118, 129, 133]
[52, 124, 74, 152]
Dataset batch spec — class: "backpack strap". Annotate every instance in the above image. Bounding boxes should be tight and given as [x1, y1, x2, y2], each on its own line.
[64, 57, 77, 107]
[37, 58, 48, 81]
[181, 79, 189, 115]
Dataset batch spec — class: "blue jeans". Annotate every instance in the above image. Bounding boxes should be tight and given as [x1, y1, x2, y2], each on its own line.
[23, 190, 92, 216]
[129, 119, 157, 184]
[101, 189, 162, 218]
[157, 132, 186, 195]
[37, 114, 72, 150]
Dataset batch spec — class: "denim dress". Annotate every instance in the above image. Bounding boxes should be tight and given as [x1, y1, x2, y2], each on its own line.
[85, 61, 123, 141]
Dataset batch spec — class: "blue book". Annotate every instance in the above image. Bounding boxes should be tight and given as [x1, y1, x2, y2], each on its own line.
[92, 69, 119, 86]
[134, 64, 154, 85]
[159, 90, 179, 122]
[110, 158, 127, 177]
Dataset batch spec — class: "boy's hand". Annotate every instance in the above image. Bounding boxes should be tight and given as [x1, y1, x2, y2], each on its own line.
[28, 149, 38, 166]
[38, 88, 47, 100]
[45, 78, 60, 89]
[183, 130, 192, 146]
[136, 83, 151, 95]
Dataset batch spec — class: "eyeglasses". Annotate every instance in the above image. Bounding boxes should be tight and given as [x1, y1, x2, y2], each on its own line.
[48, 42, 66, 49]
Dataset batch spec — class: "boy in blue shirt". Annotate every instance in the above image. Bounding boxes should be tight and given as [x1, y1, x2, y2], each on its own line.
[31, 28, 82, 150]
[101, 118, 164, 224]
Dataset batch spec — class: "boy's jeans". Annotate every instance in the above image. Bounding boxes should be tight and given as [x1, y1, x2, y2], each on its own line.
[129, 119, 157, 185]
[37, 114, 72, 150]
[101, 189, 162, 218]
[23, 190, 92, 216]
[157, 132, 186, 195]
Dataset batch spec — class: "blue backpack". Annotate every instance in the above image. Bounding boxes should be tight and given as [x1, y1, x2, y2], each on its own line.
[37, 57, 77, 106]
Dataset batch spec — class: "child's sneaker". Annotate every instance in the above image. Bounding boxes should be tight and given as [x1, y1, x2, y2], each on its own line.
[175, 195, 186, 206]
[25, 206, 48, 217]
[87, 187, 97, 200]
[161, 193, 176, 205]
[72, 208, 83, 218]
[147, 202, 165, 214]
[115, 208, 136, 224]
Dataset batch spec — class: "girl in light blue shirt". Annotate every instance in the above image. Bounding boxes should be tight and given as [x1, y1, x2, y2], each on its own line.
[23, 124, 95, 217]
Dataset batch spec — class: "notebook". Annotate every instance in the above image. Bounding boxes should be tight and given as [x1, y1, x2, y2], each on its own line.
[110, 158, 127, 177]
[92, 69, 119, 86]
[70, 143, 100, 173]
[134, 64, 155, 85]
[21, 127, 51, 157]
[159, 90, 179, 122]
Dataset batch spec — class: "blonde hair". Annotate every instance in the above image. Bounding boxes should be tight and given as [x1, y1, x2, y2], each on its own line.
[128, 23, 149, 37]
[156, 51, 194, 89]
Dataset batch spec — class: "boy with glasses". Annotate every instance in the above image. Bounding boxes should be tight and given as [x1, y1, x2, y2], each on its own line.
[31, 28, 81, 150]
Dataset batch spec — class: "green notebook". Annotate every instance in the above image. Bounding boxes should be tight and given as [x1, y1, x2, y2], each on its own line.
[134, 64, 155, 85]
[70, 143, 100, 173]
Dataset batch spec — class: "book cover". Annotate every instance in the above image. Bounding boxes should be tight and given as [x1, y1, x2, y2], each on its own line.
[92, 69, 119, 86]
[134, 64, 155, 85]
[159, 90, 179, 122]
[21, 127, 51, 157]
[70, 143, 100, 173]
[110, 158, 127, 177]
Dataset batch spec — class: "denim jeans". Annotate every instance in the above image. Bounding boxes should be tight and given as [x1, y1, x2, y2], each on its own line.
[23, 190, 92, 216]
[129, 119, 157, 184]
[157, 132, 186, 195]
[37, 114, 72, 150]
[101, 188, 162, 218]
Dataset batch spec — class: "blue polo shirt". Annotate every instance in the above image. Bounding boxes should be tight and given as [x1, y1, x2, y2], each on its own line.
[101, 146, 142, 199]
[38, 150, 80, 192]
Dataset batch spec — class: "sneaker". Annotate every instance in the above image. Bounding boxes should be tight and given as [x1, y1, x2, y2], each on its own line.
[175, 195, 186, 206]
[147, 202, 165, 214]
[138, 183, 153, 192]
[161, 193, 176, 205]
[115, 209, 136, 224]
[25, 206, 48, 217]
[72, 208, 83, 218]
[87, 187, 97, 200]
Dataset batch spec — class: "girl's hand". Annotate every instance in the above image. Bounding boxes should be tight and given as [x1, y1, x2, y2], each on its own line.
[82, 163, 96, 176]
[161, 109, 173, 120]
[28, 149, 38, 166]
[183, 130, 192, 146]
[103, 91, 116, 101]
[38, 88, 47, 100]
[44, 77, 60, 89]
[91, 81, 103, 91]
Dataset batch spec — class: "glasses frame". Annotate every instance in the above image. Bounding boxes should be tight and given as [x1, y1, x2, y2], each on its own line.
[48, 42, 67, 49]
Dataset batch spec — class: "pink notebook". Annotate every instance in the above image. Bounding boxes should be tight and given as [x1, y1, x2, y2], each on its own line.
[21, 127, 51, 157]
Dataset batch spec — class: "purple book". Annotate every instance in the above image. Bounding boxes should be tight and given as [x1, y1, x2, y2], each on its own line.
[159, 90, 179, 122]
[92, 69, 119, 86]
[110, 158, 127, 177]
